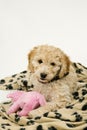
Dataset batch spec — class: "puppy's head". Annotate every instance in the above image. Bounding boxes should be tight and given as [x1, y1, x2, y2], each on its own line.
[28, 45, 70, 83]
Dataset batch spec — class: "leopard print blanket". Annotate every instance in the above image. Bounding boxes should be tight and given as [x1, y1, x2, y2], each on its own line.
[0, 63, 87, 130]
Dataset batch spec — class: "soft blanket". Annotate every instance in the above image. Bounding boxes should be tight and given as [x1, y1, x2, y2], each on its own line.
[0, 63, 87, 130]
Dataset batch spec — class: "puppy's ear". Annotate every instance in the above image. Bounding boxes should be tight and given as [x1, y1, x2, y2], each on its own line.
[28, 47, 37, 73]
[58, 54, 70, 79]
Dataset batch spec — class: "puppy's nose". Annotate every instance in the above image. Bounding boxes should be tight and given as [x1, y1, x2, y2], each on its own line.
[40, 73, 47, 79]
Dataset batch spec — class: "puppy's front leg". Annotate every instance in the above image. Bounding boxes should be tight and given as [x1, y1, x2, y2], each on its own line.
[28, 101, 64, 118]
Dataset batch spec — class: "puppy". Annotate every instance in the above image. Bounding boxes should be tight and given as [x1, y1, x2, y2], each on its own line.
[27, 45, 77, 117]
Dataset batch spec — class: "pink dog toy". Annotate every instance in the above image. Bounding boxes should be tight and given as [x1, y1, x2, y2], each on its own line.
[7, 91, 46, 116]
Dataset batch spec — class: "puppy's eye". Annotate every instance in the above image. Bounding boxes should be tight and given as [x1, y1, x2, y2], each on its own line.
[50, 62, 56, 66]
[38, 59, 43, 64]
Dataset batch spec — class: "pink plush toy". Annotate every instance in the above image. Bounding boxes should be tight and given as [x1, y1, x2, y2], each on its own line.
[7, 91, 46, 116]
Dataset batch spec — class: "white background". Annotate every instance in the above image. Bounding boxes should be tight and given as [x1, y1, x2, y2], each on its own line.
[0, 0, 87, 79]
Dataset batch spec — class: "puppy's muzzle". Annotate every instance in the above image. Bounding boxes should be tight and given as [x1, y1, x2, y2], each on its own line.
[40, 73, 47, 80]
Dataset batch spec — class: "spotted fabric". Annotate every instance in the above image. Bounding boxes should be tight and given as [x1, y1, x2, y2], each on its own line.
[0, 63, 87, 130]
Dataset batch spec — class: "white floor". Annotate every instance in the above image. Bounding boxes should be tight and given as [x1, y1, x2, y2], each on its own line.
[0, 90, 15, 103]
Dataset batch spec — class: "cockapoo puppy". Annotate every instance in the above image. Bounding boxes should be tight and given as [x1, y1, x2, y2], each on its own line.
[27, 45, 77, 118]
